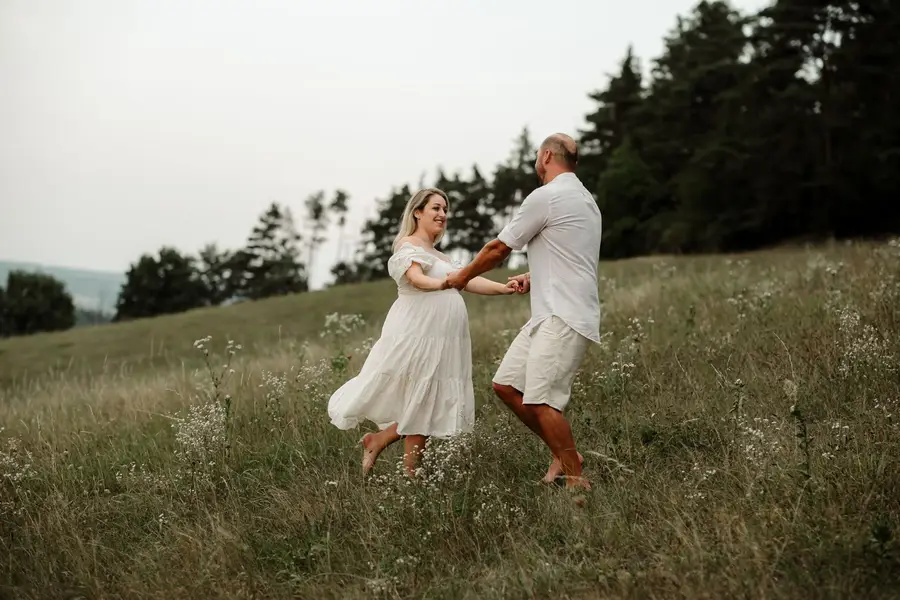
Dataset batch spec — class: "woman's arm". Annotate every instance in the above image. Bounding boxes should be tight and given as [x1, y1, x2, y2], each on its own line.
[463, 276, 517, 296]
[405, 262, 448, 291]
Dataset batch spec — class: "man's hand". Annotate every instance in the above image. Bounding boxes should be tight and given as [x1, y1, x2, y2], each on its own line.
[507, 272, 530, 294]
[445, 270, 470, 290]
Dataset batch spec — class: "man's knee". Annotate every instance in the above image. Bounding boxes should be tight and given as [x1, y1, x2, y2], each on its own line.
[492, 381, 519, 403]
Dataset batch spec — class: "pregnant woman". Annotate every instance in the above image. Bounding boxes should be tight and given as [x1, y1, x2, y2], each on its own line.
[327, 187, 519, 477]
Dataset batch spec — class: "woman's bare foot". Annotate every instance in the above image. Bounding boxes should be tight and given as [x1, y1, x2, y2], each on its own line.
[360, 425, 401, 476]
[360, 433, 382, 476]
[542, 452, 584, 483]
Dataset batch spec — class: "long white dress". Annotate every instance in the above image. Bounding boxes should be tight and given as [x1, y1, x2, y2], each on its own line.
[327, 242, 475, 438]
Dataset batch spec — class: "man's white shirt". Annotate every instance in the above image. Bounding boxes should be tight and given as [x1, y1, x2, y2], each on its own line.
[497, 172, 602, 343]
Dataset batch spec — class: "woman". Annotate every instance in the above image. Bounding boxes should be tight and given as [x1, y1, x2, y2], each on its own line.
[327, 187, 519, 477]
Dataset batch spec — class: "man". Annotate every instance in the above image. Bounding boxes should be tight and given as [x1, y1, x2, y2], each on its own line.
[446, 133, 602, 492]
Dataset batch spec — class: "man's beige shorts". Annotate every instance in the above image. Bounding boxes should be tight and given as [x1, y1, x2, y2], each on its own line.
[492, 316, 589, 412]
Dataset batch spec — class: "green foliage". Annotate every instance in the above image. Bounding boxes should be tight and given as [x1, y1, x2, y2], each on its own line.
[87, 0, 900, 323]
[595, 138, 663, 258]
[196, 243, 235, 307]
[0, 270, 75, 337]
[344, 0, 900, 271]
[114, 247, 208, 322]
[0, 284, 7, 337]
[216, 202, 309, 302]
[356, 185, 414, 280]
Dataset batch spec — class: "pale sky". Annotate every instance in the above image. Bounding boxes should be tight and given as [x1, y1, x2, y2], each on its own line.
[1, 0, 769, 289]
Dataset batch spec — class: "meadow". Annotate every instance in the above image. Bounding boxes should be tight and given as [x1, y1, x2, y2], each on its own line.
[1, 240, 898, 599]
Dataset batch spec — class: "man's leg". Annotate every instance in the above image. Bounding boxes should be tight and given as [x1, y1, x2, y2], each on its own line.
[520, 317, 591, 490]
[493, 382, 582, 482]
[531, 404, 588, 489]
[492, 382, 545, 437]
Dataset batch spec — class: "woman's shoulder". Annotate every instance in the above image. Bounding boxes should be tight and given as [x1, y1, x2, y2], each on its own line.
[396, 237, 427, 252]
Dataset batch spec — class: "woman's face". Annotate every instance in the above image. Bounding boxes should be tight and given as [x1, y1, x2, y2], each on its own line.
[415, 194, 448, 239]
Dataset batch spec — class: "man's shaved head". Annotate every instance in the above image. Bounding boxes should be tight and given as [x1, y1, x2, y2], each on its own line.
[534, 133, 578, 183]
[540, 133, 578, 170]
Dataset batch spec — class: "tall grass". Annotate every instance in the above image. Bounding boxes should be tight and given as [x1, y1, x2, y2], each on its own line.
[1, 241, 898, 598]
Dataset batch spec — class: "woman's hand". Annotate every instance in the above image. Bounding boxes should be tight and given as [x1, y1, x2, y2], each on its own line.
[507, 273, 530, 294]
[504, 280, 521, 294]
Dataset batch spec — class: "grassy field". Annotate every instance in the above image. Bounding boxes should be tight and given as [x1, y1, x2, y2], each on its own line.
[1, 241, 899, 599]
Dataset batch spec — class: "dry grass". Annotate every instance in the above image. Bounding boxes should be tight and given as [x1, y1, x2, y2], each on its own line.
[1, 241, 899, 599]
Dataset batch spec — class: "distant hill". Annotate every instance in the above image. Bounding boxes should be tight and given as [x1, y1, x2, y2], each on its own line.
[0, 260, 124, 314]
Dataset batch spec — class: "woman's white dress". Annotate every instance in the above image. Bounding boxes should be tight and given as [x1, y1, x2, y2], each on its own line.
[327, 242, 475, 438]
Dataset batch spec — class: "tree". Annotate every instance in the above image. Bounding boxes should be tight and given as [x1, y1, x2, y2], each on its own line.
[356, 185, 413, 280]
[490, 127, 538, 227]
[595, 138, 663, 258]
[232, 202, 308, 300]
[2, 270, 75, 336]
[329, 189, 351, 265]
[336, 0, 900, 278]
[114, 247, 208, 321]
[579, 46, 645, 195]
[330, 261, 371, 286]
[489, 128, 539, 267]
[434, 167, 495, 259]
[197, 243, 234, 306]
[304, 191, 328, 282]
[627, 1, 755, 252]
[0, 284, 7, 337]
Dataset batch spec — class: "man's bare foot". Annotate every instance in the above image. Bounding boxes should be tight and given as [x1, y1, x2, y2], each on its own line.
[542, 452, 584, 483]
[565, 475, 591, 507]
[360, 433, 382, 476]
[564, 475, 591, 492]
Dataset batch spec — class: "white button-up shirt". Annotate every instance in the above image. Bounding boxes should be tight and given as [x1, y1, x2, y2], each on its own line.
[498, 172, 602, 343]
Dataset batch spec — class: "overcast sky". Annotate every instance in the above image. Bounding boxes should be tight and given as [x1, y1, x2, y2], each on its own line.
[1, 0, 769, 288]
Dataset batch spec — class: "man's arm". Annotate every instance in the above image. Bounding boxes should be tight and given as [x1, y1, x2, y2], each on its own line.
[448, 240, 512, 289]
[447, 187, 549, 290]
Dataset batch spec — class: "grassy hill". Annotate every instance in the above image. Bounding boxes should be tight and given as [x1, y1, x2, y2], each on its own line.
[1, 242, 898, 598]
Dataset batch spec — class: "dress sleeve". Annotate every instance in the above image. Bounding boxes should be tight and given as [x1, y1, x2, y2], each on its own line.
[387, 243, 437, 284]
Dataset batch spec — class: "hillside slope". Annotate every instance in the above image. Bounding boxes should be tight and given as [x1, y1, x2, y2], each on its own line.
[1, 242, 899, 598]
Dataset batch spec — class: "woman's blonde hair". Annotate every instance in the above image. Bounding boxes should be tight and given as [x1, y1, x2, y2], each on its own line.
[392, 188, 450, 252]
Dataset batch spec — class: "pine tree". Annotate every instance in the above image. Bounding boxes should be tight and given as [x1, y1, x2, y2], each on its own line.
[579, 46, 644, 195]
[233, 203, 308, 300]
[356, 185, 412, 279]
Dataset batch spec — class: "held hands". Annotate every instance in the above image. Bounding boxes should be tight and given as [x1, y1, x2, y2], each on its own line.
[445, 270, 469, 291]
[507, 273, 530, 294]
[504, 280, 522, 294]
[437, 271, 528, 294]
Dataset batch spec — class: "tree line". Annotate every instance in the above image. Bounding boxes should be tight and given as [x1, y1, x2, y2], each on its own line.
[4, 0, 898, 334]
[339, 0, 900, 273]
